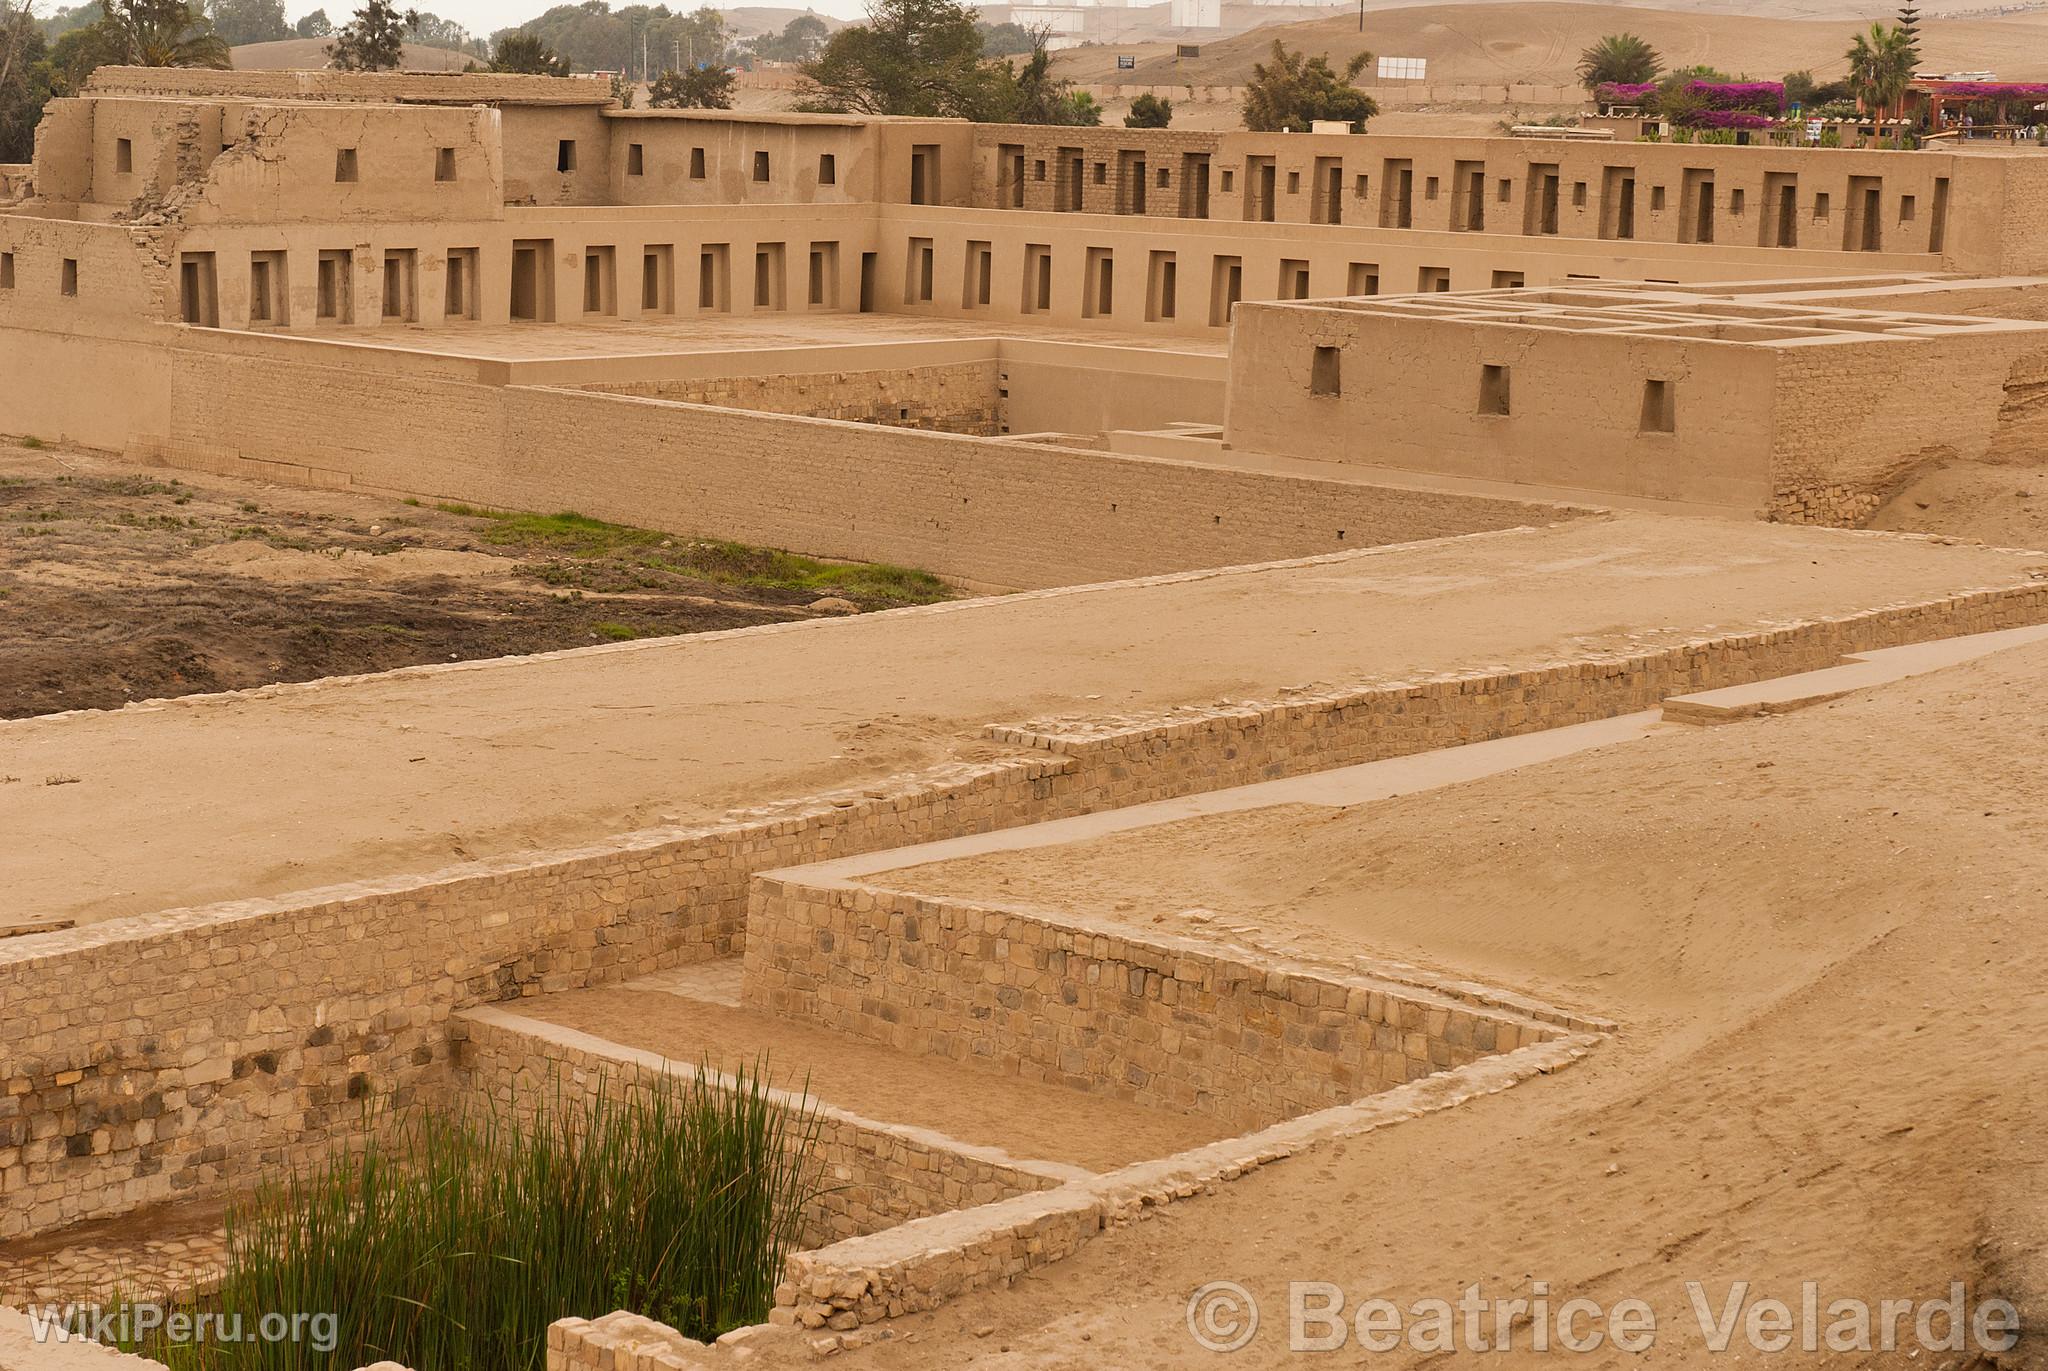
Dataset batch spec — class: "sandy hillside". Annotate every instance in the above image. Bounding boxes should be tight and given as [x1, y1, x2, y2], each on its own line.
[829, 636, 2048, 1369]
[1870, 459, 2048, 550]
[1057, 0, 2048, 88]
[228, 37, 476, 70]
[721, 6, 846, 38]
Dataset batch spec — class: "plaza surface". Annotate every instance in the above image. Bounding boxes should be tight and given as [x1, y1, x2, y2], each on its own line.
[7, 514, 2042, 931]
[729, 632, 2048, 1369]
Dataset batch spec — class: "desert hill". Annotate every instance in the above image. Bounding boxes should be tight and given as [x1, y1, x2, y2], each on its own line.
[1053, 0, 2048, 87]
[720, 7, 847, 38]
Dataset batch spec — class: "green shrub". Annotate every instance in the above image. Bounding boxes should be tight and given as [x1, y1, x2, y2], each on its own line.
[123, 1064, 821, 1370]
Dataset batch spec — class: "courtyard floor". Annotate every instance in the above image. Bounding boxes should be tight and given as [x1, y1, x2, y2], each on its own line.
[5, 502, 2043, 931]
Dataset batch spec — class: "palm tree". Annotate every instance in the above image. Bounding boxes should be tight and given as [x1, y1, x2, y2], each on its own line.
[1576, 33, 1661, 93]
[95, 0, 232, 68]
[1845, 21, 1914, 122]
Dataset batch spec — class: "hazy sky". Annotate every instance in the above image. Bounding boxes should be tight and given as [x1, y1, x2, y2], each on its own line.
[288, 0, 868, 37]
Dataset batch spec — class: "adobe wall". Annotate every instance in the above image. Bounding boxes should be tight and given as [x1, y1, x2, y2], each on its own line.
[78, 66, 612, 105]
[965, 127, 2034, 276]
[7, 573, 2048, 1241]
[741, 881, 1544, 1132]
[1222, 299, 1778, 509]
[0, 754, 1072, 1241]
[138, 331, 1556, 589]
[455, 1010, 1071, 1248]
[582, 360, 1001, 434]
[599, 112, 886, 209]
[871, 201, 1940, 339]
[0, 216, 173, 450]
[1769, 330, 2048, 523]
[44, 97, 503, 225]
[1220, 296, 2048, 522]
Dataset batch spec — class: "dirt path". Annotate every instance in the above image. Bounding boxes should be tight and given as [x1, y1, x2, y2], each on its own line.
[0, 444, 953, 720]
[781, 641, 2048, 1368]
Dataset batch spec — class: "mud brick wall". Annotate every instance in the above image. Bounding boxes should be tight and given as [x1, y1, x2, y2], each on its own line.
[742, 882, 1543, 1132]
[455, 1010, 1070, 1248]
[9, 573, 2048, 1241]
[0, 757, 1070, 1241]
[1769, 332, 2048, 526]
[146, 337, 1571, 592]
[582, 361, 1001, 436]
[987, 578, 2048, 804]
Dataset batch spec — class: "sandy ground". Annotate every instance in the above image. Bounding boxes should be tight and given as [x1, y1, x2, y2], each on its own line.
[1053, 1, 2048, 89]
[8, 513, 2044, 931]
[0, 444, 949, 720]
[758, 636, 2048, 1369]
[1871, 459, 2048, 551]
[516, 988, 1232, 1170]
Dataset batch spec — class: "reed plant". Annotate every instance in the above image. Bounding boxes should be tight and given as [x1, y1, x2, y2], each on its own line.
[130, 1060, 820, 1371]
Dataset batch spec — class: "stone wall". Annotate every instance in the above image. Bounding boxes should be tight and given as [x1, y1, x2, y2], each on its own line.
[742, 882, 1548, 1131]
[965, 127, 2039, 278]
[0, 756, 1068, 1241]
[138, 331, 1571, 591]
[456, 1009, 1075, 1248]
[1769, 331, 2048, 525]
[8, 571, 2048, 1241]
[582, 361, 1001, 435]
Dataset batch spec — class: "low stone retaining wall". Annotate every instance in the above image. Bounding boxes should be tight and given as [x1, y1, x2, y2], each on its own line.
[0, 755, 1067, 1241]
[8, 558, 2048, 1241]
[986, 573, 2048, 803]
[544, 1033, 1597, 1365]
[455, 1009, 1079, 1248]
[743, 883, 1549, 1131]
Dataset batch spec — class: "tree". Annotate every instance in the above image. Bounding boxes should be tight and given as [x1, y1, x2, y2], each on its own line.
[1000, 40, 1095, 124]
[1896, 0, 1921, 65]
[746, 11, 826, 63]
[1241, 40, 1377, 133]
[1575, 32, 1659, 92]
[491, 3, 727, 83]
[796, 0, 1001, 118]
[1124, 89, 1170, 127]
[327, 0, 411, 69]
[404, 8, 466, 47]
[205, 0, 286, 45]
[647, 60, 731, 106]
[489, 30, 566, 72]
[972, 17, 1030, 56]
[294, 6, 329, 34]
[1, 0, 53, 162]
[93, 0, 231, 67]
[1846, 21, 1914, 120]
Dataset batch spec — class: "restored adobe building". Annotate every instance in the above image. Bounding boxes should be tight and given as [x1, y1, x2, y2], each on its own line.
[6, 67, 2048, 528]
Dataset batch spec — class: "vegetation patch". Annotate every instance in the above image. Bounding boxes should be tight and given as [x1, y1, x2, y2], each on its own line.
[439, 506, 954, 607]
[80, 1064, 821, 1370]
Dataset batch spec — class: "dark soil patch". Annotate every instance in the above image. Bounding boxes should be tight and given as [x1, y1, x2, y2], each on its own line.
[0, 454, 958, 719]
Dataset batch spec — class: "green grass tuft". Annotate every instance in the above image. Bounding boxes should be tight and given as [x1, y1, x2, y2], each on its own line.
[592, 620, 639, 641]
[101, 1063, 821, 1370]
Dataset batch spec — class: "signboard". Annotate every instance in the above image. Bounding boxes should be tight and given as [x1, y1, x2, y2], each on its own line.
[1117, 54, 1136, 69]
[1176, 42, 1202, 57]
[1376, 55, 1427, 81]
